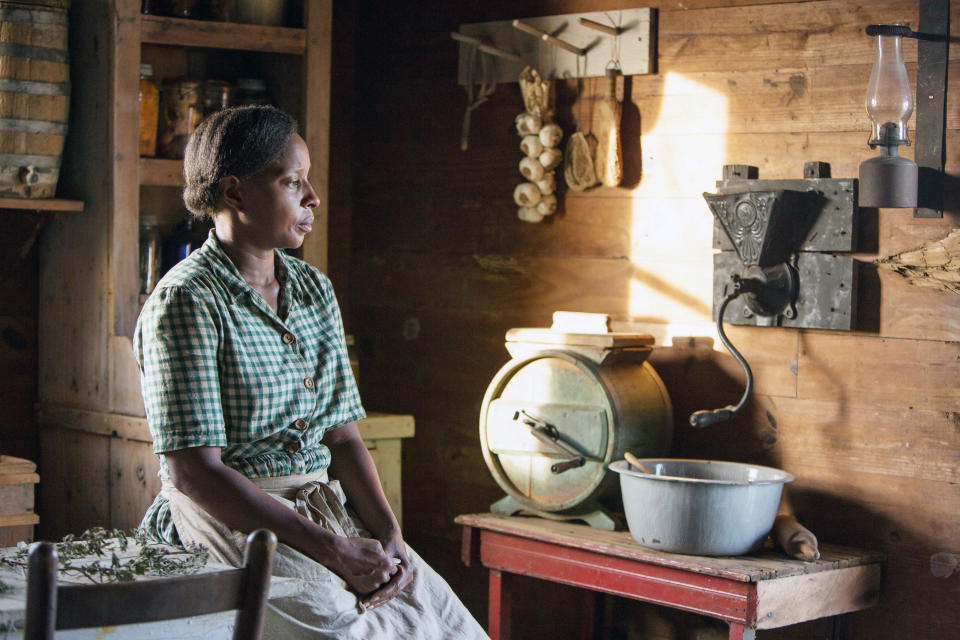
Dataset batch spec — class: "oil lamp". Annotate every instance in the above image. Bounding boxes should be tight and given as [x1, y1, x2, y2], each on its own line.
[858, 24, 918, 208]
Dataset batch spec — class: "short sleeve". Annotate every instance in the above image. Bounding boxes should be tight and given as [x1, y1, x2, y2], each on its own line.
[135, 285, 227, 453]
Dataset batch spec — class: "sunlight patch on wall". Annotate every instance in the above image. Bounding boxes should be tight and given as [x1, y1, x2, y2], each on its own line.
[627, 71, 729, 347]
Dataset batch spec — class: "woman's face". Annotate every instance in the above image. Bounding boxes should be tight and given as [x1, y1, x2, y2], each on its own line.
[235, 133, 319, 250]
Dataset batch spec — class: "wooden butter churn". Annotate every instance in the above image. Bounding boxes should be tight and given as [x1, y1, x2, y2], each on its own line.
[479, 327, 673, 530]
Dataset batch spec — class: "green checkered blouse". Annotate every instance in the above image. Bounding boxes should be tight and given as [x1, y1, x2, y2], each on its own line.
[135, 230, 364, 544]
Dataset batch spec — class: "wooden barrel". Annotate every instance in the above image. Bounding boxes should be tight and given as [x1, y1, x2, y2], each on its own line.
[0, 0, 70, 198]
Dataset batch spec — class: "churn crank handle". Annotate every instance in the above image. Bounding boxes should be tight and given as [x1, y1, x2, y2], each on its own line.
[513, 410, 592, 474]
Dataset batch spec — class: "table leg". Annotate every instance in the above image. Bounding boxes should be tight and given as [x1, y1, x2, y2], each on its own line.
[578, 590, 601, 640]
[729, 623, 757, 640]
[488, 569, 512, 640]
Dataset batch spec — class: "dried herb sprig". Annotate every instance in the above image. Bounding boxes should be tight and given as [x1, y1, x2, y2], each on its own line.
[1, 527, 209, 584]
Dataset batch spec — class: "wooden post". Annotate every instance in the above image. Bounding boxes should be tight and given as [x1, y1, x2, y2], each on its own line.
[301, 0, 332, 272]
[113, 0, 144, 338]
[24, 542, 57, 640]
[460, 525, 479, 567]
[578, 590, 600, 640]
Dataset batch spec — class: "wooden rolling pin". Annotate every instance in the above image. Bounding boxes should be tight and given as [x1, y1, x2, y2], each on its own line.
[773, 493, 820, 560]
[774, 515, 820, 560]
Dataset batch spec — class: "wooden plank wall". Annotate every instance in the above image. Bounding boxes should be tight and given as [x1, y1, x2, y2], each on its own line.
[349, 0, 960, 637]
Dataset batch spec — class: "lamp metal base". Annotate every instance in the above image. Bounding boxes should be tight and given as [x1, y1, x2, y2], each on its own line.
[859, 155, 918, 208]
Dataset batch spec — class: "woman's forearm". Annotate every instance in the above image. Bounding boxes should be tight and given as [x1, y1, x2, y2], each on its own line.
[165, 447, 343, 565]
[324, 422, 401, 541]
[166, 446, 399, 593]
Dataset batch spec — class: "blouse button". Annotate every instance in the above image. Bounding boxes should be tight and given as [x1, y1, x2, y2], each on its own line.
[294, 418, 308, 430]
[282, 332, 295, 345]
[304, 377, 315, 389]
[285, 440, 302, 454]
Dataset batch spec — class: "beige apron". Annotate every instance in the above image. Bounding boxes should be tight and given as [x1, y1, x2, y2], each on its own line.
[161, 471, 488, 640]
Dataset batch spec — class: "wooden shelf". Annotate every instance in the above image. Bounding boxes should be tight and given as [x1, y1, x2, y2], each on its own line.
[140, 157, 184, 187]
[140, 15, 306, 55]
[0, 198, 83, 213]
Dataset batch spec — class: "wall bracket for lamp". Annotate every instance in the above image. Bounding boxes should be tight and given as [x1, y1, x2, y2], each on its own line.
[453, 9, 656, 85]
[913, 0, 949, 218]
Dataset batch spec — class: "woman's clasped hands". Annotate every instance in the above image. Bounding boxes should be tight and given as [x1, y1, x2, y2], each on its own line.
[332, 533, 413, 609]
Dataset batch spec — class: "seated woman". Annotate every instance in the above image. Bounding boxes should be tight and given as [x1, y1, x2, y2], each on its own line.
[135, 105, 487, 639]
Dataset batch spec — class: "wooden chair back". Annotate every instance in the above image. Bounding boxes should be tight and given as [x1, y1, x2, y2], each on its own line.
[24, 529, 277, 640]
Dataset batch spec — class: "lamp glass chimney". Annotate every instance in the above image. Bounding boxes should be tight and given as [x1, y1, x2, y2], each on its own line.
[865, 31, 913, 148]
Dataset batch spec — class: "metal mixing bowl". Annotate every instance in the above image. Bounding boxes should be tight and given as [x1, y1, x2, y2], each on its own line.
[609, 459, 794, 556]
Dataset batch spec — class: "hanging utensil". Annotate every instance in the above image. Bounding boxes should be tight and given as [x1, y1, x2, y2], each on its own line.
[595, 68, 623, 187]
[563, 58, 598, 191]
[460, 41, 496, 151]
[623, 451, 653, 474]
[595, 17, 623, 187]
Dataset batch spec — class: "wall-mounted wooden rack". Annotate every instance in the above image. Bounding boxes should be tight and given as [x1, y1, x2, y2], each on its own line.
[453, 9, 655, 85]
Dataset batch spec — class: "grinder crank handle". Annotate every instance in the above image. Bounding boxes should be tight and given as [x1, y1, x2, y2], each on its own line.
[689, 406, 736, 428]
[688, 277, 755, 428]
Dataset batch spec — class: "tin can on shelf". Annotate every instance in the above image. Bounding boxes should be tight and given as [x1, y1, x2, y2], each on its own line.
[233, 77, 270, 106]
[158, 80, 203, 158]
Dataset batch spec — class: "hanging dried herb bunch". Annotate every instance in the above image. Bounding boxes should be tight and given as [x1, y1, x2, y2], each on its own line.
[1, 527, 209, 584]
[874, 227, 960, 295]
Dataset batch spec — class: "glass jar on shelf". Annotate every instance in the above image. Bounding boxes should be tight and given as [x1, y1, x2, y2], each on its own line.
[169, 0, 200, 18]
[139, 215, 161, 295]
[158, 79, 203, 158]
[141, 0, 170, 15]
[235, 0, 285, 26]
[138, 63, 159, 157]
[233, 78, 270, 107]
[203, 79, 233, 117]
[161, 215, 195, 275]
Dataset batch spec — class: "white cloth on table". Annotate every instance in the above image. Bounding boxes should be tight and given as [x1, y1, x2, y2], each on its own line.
[161, 470, 489, 640]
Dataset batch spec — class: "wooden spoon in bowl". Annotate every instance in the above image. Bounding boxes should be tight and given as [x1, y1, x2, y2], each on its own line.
[624, 451, 653, 474]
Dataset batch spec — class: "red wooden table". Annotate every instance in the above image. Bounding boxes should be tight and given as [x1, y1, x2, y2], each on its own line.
[456, 513, 882, 640]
